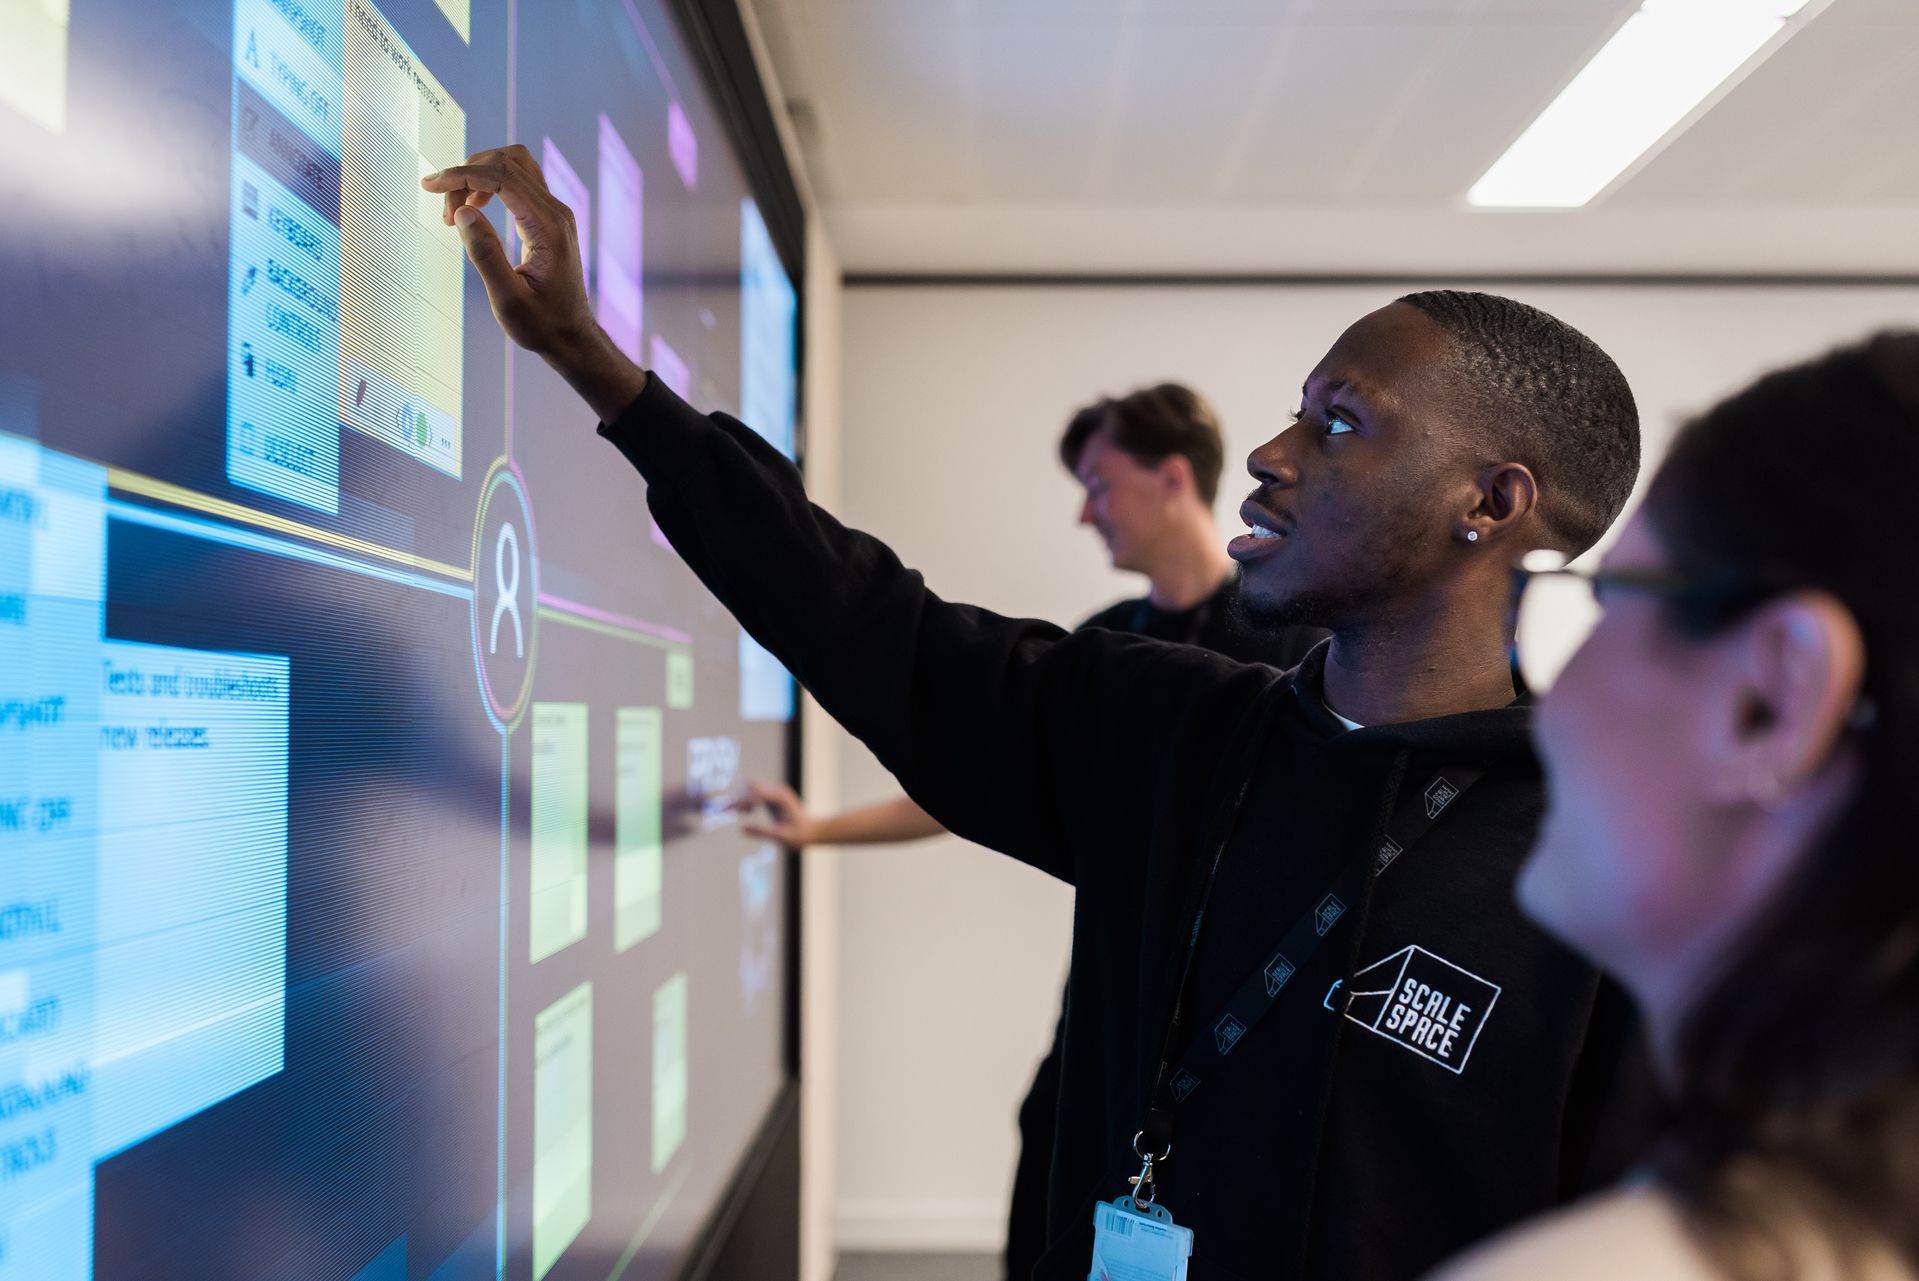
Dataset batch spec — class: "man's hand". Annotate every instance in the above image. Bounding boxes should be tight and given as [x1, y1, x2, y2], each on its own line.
[730, 786, 950, 848]
[423, 144, 647, 422]
[421, 144, 593, 356]
[732, 780, 819, 849]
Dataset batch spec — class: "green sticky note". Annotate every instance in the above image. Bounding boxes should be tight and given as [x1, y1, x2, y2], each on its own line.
[530, 703, 588, 962]
[337, 0, 466, 474]
[616, 707, 664, 952]
[430, 0, 470, 42]
[0, 0, 69, 133]
[652, 972, 688, 1171]
[665, 650, 693, 710]
[533, 981, 593, 1281]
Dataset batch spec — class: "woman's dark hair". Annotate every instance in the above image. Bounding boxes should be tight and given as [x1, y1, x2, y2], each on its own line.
[1058, 382, 1226, 506]
[1643, 330, 1919, 1279]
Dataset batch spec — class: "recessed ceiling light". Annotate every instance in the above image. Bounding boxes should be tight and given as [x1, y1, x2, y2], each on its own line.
[1468, 0, 1827, 209]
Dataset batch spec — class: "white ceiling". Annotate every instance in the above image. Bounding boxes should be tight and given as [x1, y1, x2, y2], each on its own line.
[745, 0, 1919, 274]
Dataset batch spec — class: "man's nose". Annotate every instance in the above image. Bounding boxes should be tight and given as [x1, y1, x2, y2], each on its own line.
[1078, 497, 1097, 526]
[1246, 434, 1299, 489]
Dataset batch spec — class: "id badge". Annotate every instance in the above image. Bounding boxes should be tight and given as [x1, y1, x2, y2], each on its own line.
[1088, 1195, 1194, 1281]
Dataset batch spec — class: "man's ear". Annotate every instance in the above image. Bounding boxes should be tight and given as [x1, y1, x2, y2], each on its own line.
[1719, 591, 1867, 802]
[1158, 455, 1197, 502]
[1465, 462, 1539, 547]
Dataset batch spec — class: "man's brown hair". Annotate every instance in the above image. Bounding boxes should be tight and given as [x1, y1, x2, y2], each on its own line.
[1058, 383, 1226, 506]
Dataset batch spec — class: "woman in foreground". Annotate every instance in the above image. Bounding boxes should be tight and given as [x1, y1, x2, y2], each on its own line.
[1434, 331, 1919, 1281]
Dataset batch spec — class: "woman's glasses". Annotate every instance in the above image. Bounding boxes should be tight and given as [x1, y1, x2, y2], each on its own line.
[1511, 551, 1879, 735]
[1509, 549, 1762, 695]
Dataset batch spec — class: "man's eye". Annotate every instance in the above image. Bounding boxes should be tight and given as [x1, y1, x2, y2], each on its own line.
[1326, 413, 1355, 436]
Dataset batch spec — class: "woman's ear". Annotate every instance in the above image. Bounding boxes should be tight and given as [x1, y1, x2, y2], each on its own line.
[1725, 590, 1867, 800]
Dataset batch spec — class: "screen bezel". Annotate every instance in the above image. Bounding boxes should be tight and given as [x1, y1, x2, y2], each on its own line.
[653, 2, 808, 1275]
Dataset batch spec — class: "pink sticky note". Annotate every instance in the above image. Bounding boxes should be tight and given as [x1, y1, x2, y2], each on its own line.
[541, 138, 593, 290]
[667, 100, 698, 190]
[650, 335, 691, 400]
[596, 116, 644, 362]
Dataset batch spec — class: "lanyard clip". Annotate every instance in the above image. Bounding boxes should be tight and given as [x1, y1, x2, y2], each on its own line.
[1127, 1130, 1171, 1211]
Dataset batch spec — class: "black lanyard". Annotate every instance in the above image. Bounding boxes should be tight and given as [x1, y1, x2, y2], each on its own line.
[1135, 756, 1484, 1161]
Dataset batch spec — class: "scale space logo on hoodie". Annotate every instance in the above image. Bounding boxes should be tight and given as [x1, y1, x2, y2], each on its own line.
[1340, 945, 1501, 1075]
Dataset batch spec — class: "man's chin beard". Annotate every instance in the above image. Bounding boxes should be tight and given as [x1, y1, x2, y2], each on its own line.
[1229, 585, 1346, 632]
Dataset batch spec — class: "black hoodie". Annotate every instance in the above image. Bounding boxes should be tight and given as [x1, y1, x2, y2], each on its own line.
[601, 380, 1648, 1280]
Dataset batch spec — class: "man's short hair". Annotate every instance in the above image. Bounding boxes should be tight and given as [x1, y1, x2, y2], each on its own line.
[1058, 383, 1226, 506]
[1398, 290, 1641, 556]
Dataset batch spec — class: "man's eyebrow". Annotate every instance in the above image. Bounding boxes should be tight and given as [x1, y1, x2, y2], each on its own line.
[1301, 376, 1357, 400]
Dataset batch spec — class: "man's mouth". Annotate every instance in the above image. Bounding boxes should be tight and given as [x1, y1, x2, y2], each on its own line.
[1229, 501, 1292, 562]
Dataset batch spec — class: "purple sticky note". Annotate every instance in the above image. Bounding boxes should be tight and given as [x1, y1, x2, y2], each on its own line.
[597, 115, 644, 363]
[542, 138, 593, 292]
[649, 335, 691, 400]
[667, 100, 698, 190]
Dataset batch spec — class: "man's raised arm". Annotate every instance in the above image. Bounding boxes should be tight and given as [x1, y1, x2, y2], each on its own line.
[422, 147, 1256, 877]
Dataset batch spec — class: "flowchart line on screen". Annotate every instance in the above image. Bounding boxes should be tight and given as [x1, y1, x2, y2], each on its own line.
[107, 466, 472, 583]
[105, 501, 473, 602]
[534, 606, 692, 652]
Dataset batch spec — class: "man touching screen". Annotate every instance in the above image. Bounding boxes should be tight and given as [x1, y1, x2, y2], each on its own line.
[425, 148, 1650, 1281]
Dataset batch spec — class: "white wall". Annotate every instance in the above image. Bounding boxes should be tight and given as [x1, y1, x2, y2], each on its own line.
[797, 221, 844, 1281]
[826, 281, 1919, 1252]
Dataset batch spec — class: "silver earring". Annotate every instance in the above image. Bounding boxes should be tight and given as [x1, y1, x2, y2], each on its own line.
[1466, 530, 1480, 543]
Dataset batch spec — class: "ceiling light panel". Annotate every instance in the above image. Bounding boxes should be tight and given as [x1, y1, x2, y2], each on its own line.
[1468, 0, 1827, 208]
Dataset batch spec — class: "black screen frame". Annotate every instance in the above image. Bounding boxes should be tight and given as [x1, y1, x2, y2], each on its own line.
[654, 2, 808, 1275]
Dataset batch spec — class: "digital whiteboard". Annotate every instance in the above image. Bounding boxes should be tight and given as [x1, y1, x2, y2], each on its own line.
[0, 1, 798, 1276]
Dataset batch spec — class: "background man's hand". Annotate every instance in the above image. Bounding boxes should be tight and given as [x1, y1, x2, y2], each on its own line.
[423, 144, 647, 421]
[731, 780, 819, 849]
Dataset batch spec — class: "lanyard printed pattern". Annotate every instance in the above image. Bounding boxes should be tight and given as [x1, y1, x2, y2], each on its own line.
[1150, 768, 1483, 1112]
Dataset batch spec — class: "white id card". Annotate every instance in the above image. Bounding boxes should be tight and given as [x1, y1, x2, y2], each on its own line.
[1088, 1196, 1194, 1281]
